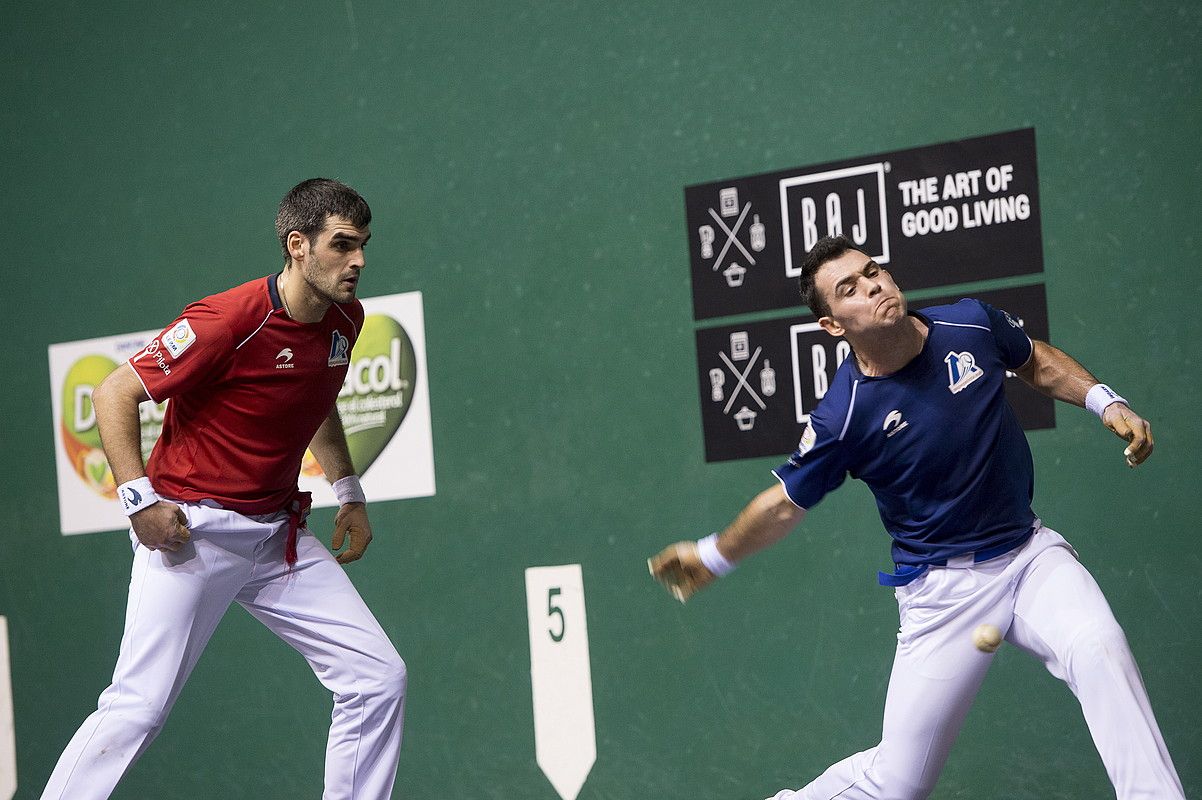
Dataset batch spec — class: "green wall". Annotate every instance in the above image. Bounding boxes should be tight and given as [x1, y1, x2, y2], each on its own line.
[3, 1, 1199, 797]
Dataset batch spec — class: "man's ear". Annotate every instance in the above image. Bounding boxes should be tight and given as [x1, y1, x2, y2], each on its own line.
[287, 230, 308, 262]
[818, 315, 844, 337]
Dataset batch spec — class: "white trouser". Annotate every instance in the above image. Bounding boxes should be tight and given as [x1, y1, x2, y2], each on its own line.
[768, 525, 1183, 800]
[42, 503, 407, 800]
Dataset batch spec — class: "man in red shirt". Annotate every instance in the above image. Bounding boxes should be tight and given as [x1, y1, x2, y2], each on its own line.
[42, 179, 407, 800]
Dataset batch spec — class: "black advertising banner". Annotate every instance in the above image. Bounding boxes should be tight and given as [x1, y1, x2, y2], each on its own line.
[685, 129, 1043, 320]
[696, 284, 1053, 463]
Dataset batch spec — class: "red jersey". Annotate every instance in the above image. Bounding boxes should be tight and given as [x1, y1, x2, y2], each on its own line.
[129, 274, 363, 514]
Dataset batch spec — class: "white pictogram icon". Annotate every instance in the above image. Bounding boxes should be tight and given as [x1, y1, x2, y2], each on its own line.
[730, 332, 750, 361]
[734, 406, 757, 431]
[709, 368, 725, 402]
[719, 187, 739, 217]
[698, 225, 715, 258]
[750, 215, 766, 252]
[712, 332, 768, 433]
[720, 349, 765, 416]
[723, 262, 747, 287]
[698, 188, 768, 289]
[760, 360, 776, 396]
[709, 205, 756, 274]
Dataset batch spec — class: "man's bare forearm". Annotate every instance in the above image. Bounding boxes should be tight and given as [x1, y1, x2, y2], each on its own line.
[716, 484, 807, 563]
[308, 407, 357, 482]
[93, 363, 153, 485]
[1014, 340, 1101, 407]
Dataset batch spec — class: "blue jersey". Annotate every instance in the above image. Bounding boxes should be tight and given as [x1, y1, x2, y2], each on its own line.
[772, 299, 1038, 584]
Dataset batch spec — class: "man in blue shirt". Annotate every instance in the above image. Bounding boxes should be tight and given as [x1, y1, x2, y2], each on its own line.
[649, 236, 1183, 799]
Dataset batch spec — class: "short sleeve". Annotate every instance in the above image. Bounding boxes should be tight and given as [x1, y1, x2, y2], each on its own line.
[129, 302, 234, 402]
[771, 416, 850, 510]
[978, 301, 1033, 370]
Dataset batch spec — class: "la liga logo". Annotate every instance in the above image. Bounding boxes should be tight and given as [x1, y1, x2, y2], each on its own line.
[59, 355, 166, 498]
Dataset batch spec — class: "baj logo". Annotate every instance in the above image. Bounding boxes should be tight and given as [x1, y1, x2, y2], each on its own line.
[780, 163, 890, 277]
[303, 314, 418, 477]
[60, 354, 168, 498]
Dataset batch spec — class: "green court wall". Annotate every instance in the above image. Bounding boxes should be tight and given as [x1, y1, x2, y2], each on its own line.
[2, 2, 1199, 797]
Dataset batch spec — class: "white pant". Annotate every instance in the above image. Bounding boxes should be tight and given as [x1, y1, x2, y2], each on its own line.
[42, 503, 407, 800]
[768, 526, 1183, 800]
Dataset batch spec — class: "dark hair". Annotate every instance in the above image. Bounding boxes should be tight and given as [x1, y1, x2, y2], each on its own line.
[275, 178, 372, 261]
[798, 234, 860, 318]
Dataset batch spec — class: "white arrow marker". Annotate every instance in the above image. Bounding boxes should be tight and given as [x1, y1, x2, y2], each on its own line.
[1, 616, 15, 800]
[525, 565, 596, 800]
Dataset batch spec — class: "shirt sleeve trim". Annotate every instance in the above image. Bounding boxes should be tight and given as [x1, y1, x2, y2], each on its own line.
[333, 302, 359, 337]
[1015, 333, 1034, 370]
[236, 310, 276, 350]
[266, 273, 284, 310]
[838, 379, 860, 441]
[127, 360, 160, 404]
[770, 468, 808, 510]
[931, 320, 991, 333]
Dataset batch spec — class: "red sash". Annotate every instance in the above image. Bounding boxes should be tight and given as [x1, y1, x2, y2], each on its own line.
[285, 492, 313, 566]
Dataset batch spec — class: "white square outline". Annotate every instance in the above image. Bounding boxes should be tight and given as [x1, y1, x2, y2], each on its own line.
[790, 322, 853, 424]
[780, 162, 890, 277]
[790, 321, 825, 424]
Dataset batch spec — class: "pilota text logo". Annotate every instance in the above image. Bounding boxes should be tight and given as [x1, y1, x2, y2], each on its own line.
[132, 338, 172, 376]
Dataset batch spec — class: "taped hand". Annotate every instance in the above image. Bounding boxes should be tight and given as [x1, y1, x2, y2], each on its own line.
[131, 502, 191, 552]
[1102, 403, 1154, 468]
[332, 502, 373, 564]
[647, 540, 716, 603]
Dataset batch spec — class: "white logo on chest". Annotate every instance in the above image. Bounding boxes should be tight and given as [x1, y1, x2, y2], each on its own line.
[945, 350, 984, 394]
[883, 409, 909, 438]
[275, 347, 295, 369]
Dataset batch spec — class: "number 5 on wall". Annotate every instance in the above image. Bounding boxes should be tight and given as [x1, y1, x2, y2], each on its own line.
[525, 565, 596, 800]
[547, 587, 565, 642]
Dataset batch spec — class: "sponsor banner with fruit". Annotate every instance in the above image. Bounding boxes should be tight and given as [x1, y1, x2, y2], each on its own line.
[48, 291, 435, 536]
[300, 291, 435, 509]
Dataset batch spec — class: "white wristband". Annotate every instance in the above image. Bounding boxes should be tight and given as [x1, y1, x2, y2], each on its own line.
[697, 533, 736, 577]
[332, 475, 366, 505]
[1085, 384, 1127, 419]
[117, 477, 160, 516]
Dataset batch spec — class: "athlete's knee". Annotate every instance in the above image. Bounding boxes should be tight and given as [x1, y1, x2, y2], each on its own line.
[381, 651, 407, 702]
[106, 700, 172, 739]
[809, 745, 935, 800]
[886, 778, 936, 800]
[96, 684, 174, 735]
[866, 746, 937, 800]
[356, 649, 406, 704]
[872, 770, 936, 800]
